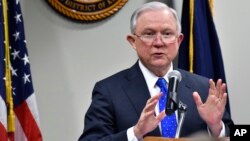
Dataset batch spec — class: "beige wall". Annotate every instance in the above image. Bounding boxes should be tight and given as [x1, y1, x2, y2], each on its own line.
[20, 0, 250, 140]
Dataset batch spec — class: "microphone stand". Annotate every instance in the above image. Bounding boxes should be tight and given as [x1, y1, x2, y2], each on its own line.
[175, 101, 187, 138]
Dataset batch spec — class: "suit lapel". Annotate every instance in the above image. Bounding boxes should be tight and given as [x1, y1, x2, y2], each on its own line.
[123, 62, 161, 136]
[123, 62, 150, 116]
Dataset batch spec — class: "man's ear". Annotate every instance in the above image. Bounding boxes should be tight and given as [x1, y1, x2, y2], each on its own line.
[177, 33, 184, 45]
[127, 35, 137, 50]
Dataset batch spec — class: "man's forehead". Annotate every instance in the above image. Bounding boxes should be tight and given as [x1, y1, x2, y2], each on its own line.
[136, 10, 177, 28]
[137, 9, 175, 22]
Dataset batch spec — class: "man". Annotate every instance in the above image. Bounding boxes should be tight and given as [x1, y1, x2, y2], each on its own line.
[79, 2, 233, 141]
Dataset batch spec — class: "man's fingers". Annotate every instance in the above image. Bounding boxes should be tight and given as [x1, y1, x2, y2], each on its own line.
[144, 93, 162, 112]
[144, 98, 158, 112]
[219, 83, 227, 99]
[221, 93, 228, 106]
[156, 110, 166, 121]
[209, 79, 216, 92]
[193, 92, 203, 107]
[146, 92, 162, 105]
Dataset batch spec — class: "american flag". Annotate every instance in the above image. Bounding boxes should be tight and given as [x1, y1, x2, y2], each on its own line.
[0, 0, 43, 140]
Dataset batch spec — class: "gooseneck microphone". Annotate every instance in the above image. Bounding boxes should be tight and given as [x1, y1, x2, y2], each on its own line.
[166, 70, 182, 115]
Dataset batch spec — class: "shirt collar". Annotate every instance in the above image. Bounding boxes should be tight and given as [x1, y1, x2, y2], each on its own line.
[138, 60, 173, 89]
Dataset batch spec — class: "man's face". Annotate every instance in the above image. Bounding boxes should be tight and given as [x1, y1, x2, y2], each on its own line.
[129, 9, 183, 75]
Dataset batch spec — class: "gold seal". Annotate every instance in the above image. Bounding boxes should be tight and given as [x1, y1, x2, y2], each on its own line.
[46, 0, 128, 22]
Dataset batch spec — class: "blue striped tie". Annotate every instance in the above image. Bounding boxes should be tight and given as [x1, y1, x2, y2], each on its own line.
[156, 78, 177, 138]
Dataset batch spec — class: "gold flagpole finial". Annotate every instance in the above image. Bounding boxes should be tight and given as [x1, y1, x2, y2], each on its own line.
[209, 0, 214, 16]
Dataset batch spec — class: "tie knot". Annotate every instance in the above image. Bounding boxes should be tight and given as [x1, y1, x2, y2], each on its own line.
[156, 77, 167, 87]
[156, 78, 167, 94]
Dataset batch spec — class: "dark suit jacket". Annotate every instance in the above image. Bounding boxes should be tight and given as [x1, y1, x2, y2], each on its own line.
[79, 62, 233, 141]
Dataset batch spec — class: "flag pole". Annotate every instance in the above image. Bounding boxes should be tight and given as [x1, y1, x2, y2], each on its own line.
[188, 0, 194, 73]
[2, 0, 15, 132]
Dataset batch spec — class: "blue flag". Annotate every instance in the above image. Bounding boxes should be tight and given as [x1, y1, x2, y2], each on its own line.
[178, 0, 231, 115]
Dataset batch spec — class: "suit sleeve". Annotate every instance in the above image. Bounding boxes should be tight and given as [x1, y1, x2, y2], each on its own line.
[78, 82, 129, 141]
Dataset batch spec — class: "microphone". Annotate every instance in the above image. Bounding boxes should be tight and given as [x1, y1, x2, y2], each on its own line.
[166, 70, 182, 115]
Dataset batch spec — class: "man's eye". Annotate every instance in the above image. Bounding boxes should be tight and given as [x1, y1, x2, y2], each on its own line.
[144, 32, 155, 36]
[163, 32, 172, 36]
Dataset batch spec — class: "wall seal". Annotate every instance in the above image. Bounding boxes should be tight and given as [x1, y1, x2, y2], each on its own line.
[46, 0, 128, 22]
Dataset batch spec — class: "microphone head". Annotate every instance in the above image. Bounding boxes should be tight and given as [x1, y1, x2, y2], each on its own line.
[167, 70, 182, 82]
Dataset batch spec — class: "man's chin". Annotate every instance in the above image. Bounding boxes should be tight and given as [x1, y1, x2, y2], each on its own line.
[151, 61, 170, 68]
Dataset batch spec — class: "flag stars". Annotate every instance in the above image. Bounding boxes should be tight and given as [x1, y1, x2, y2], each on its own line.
[23, 73, 31, 84]
[10, 65, 18, 76]
[11, 49, 20, 60]
[14, 12, 22, 23]
[22, 54, 29, 65]
[13, 31, 20, 41]
[12, 87, 16, 96]
[16, 0, 20, 5]
[12, 68, 18, 76]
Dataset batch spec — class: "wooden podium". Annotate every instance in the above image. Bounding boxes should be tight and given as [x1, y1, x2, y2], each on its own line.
[143, 137, 230, 141]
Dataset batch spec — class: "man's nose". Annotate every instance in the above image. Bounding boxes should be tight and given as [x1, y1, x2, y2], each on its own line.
[153, 35, 164, 45]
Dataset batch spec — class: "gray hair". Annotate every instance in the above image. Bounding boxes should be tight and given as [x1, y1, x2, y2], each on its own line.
[130, 2, 181, 34]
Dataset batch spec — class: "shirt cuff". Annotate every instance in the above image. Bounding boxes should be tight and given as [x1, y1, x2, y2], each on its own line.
[127, 127, 141, 141]
[207, 121, 226, 137]
[218, 122, 226, 137]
